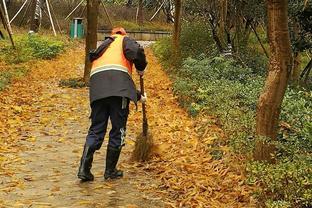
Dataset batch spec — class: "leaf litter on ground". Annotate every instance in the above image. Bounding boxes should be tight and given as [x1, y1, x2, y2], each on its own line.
[0, 45, 256, 207]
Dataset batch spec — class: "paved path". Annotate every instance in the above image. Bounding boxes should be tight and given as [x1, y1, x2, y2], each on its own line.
[0, 44, 255, 208]
[0, 46, 163, 208]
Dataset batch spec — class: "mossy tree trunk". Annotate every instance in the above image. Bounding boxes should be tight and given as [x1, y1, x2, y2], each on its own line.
[254, 0, 292, 162]
[84, 0, 100, 85]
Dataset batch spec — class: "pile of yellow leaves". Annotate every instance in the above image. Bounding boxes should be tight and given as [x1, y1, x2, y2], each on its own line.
[128, 49, 256, 207]
[0, 44, 256, 207]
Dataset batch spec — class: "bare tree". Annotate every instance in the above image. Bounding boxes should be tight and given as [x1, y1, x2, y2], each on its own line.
[173, 0, 182, 58]
[84, 0, 100, 85]
[254, 0, 292, 162]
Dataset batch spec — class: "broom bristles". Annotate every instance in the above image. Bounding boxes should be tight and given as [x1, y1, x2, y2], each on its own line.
[132, 132, 154, 161]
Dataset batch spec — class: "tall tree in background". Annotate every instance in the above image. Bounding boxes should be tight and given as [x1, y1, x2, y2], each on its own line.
[254, 0, 292, 162]
[29, 0, 41, 33]
[138, 0, 143, 25]
[288, 1, 312, 85]
[173, 0, 182, 60]
[126, 0, 133, 7]
[84, 0, 100, 85]
[218, 0, 228, 49]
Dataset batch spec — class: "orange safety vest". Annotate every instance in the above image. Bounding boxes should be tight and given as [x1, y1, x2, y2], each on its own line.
[90, 34, 133, 77]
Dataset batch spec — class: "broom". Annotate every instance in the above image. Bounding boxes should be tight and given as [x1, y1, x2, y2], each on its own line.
[132, 75, 154, 161]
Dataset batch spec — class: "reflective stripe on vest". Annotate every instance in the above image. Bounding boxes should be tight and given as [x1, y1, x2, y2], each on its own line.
[90, 34, 133, 77]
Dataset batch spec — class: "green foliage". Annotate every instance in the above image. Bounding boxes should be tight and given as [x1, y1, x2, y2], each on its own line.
[152, 1, 311, 207]
[152, 36, 173, 67]
[179, 21, 217, 59]
[288, 0, 312, 53]
[113, 20, 172, 31]
[242, 32, 269, 74]
[153, 43, 312, 207]
[278, 89, 312, 158]
[265, 200, 292, 208]
[172, 56, 263, 153]
[247, 157, 312, 207]
[0, 34, 64, 64]
[27, 36, 64, 59]
[0, 34, 65, 91]
[152, 21, 217, 67]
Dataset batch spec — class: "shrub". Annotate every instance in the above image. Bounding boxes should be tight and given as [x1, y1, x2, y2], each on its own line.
[152, 36, 173, 67]
[112, 20, 172, 31]
[154, 46, 312, 207]
[27, 35, 64, 59]
[0, 34, 64, 64]
[152, 21, 218, 67]
[179, 21, 217, 59]
[247, 157, 312, 207]
[172, 56, 263, 154]
[0, 34, 65, 90]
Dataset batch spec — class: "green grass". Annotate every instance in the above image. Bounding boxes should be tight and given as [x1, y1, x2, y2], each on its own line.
[153, 30, 312, 207]
[0, 33, 66, 90]
[112, 20, 172, 31]
[0, 34, 65, 64]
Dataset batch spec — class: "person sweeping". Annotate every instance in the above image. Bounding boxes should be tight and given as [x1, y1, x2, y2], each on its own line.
[77, 27, 147, 181]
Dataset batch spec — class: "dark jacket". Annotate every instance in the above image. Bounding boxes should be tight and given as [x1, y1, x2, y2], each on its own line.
[89, 36, 147, 104]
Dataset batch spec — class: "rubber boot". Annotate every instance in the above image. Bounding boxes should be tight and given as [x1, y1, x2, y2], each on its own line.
[77, 144, 95, 181]
[104, 146, 123, 180]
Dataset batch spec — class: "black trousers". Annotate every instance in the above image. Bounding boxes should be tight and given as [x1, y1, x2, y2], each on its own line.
[85, 96, 129, 151]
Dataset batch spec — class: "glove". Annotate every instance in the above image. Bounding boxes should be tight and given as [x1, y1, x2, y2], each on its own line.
[137, 70, 144, 76]
[88, 49, 97, 62]
[139, 93, 147, 103]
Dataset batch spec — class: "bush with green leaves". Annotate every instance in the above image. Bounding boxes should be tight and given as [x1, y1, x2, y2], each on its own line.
[153, 38, 312, 207]
[247, 157, 311, 208]
[0, 34, 65, 90]
[179, 21, 217, 59]
[152, 36, 173, 68]
[0, 35, 64, 64]
[173, 56, 263, 153]
[27, 35, 64, 59]
[152, 21, 217, 67]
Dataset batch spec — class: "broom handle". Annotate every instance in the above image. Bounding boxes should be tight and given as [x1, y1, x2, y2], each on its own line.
[140, 75, 148, 136]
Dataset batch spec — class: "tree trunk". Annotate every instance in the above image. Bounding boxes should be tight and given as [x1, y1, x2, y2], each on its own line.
[292, 52, 301, 83]
[254, 0, 292, 162]
[126, 0, 133, 7]
[300, 58, 312, 86]
[173, 0, 182, 60]
[138, 0, 143, 26]
[84, 0, 99, 85]
[29, 0, 38, 32]
[0, 0, 14, 47]
[250, 22, 269, 58]
[208, 14, 224, 53]
[218, 0, 227, 49]
[291, 23, 301, 84]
